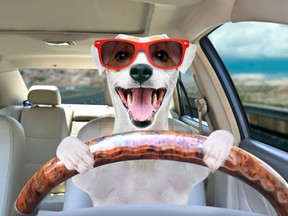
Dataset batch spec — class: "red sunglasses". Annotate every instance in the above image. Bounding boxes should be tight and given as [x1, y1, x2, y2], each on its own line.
[94, 38, 190, 70]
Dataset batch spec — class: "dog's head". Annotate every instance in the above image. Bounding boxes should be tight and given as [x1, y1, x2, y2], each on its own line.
[91, 34, 196, 130]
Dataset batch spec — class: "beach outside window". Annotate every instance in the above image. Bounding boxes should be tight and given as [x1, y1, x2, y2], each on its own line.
[209, 22, 288, 151]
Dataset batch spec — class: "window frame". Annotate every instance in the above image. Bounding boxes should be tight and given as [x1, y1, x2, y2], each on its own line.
[200, 25, 288, 181]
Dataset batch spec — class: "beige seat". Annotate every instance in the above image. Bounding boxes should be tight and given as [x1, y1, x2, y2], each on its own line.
[0, 105, 24, 121]
[20, 85, 73, 210]
[0, 115, 25, 216]
[63, 117, 206, 210]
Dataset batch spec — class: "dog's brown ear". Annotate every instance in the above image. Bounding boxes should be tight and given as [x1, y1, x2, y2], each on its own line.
[178, 44, 196, 73]
[91, 45, 106, 76]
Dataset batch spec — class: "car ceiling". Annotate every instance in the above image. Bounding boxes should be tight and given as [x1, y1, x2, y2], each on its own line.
[0, 0, 288, 71]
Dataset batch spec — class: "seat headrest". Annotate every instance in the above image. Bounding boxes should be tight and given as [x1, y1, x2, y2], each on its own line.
[28, 85, 61, 106]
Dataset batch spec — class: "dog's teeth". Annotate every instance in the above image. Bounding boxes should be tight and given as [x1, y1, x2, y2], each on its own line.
[152, 93, 157, 108]
[127, 92, 132, 108]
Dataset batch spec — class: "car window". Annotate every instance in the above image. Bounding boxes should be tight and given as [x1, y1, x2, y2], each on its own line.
[208, 22, 288, 151]
[179, 70, 201, 117]
[20, 69, 106, 105]
[177, 68, 212, 135]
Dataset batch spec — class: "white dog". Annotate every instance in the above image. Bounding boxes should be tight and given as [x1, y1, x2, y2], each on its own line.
[57, 34, 234, 206]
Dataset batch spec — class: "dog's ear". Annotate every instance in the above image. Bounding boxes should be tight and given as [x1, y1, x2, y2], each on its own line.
[178, 44, 196, 73]
[91, 45, 106, 76]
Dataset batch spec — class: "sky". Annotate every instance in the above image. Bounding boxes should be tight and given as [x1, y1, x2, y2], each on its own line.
[208, 22, 288, 75]
[209, 22, 288, 59]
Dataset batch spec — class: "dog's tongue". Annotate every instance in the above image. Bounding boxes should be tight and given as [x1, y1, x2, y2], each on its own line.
[128, 88, 154, 122]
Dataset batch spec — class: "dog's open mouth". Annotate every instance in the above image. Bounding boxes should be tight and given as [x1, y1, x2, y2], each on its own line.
[116, 87, 166, 127]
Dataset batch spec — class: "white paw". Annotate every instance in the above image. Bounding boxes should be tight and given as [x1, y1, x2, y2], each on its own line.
[203, 130, 234, 173]
[56, 136, 94, 173]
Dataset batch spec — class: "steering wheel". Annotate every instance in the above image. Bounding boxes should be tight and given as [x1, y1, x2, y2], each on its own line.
[14, 131, 288, 216]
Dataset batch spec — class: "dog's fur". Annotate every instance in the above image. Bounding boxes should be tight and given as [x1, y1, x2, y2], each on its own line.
[57, 34, 234, 206]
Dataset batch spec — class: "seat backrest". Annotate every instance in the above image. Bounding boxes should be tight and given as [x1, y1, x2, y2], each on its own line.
[0, 105, 24, 121]
[19, 85, 73, 211]
[0, 115, 25, 216]
[63, 117, 206, 210]
[20, 85, 72, 182]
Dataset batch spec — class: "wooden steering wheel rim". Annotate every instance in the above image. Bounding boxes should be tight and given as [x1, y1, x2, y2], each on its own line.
[15, 131, 288, 216]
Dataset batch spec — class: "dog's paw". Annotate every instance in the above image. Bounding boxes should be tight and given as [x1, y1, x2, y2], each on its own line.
[203, 130, 234, 173]
[56, 136, 94, 173]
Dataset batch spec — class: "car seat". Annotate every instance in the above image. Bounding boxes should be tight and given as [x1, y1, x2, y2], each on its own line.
[63, 117, 207, 210]
[0, 115, 25, 216]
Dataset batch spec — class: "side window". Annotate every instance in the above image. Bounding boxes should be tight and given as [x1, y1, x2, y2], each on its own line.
[178, 69, 211, 135]
[208, 22, 288, 151]
[179, 70, 202, 118]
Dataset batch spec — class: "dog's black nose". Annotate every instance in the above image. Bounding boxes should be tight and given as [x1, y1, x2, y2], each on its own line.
[130, 64, 153, 84]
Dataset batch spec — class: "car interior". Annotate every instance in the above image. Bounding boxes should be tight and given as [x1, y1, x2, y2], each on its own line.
[0, 0, 287, 216]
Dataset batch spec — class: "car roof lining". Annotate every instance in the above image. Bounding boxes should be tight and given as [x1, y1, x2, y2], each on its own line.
[0, 0, 152, 34]
[1, 0, 288, 71]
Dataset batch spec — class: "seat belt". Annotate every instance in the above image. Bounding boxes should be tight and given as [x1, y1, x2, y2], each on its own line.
[194, 97, 207, 135]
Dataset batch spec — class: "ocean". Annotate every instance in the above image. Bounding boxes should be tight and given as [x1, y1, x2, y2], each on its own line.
[222, 58, 288, 78]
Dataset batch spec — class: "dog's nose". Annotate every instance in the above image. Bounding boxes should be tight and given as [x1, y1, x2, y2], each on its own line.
[130, 64, 153, 84]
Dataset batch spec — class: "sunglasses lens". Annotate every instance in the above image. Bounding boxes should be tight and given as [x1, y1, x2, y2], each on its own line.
[101, 41, 135, 68]
[149, 41, 182, 68]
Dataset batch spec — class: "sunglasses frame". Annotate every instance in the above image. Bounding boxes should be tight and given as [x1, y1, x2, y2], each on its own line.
[94, 38, 190, 70]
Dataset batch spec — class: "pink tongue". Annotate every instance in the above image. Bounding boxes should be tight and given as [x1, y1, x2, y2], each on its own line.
[128, 88, 154, 122]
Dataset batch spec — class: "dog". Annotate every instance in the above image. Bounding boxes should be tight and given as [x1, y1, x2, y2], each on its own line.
[57, 34, 234, 205]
